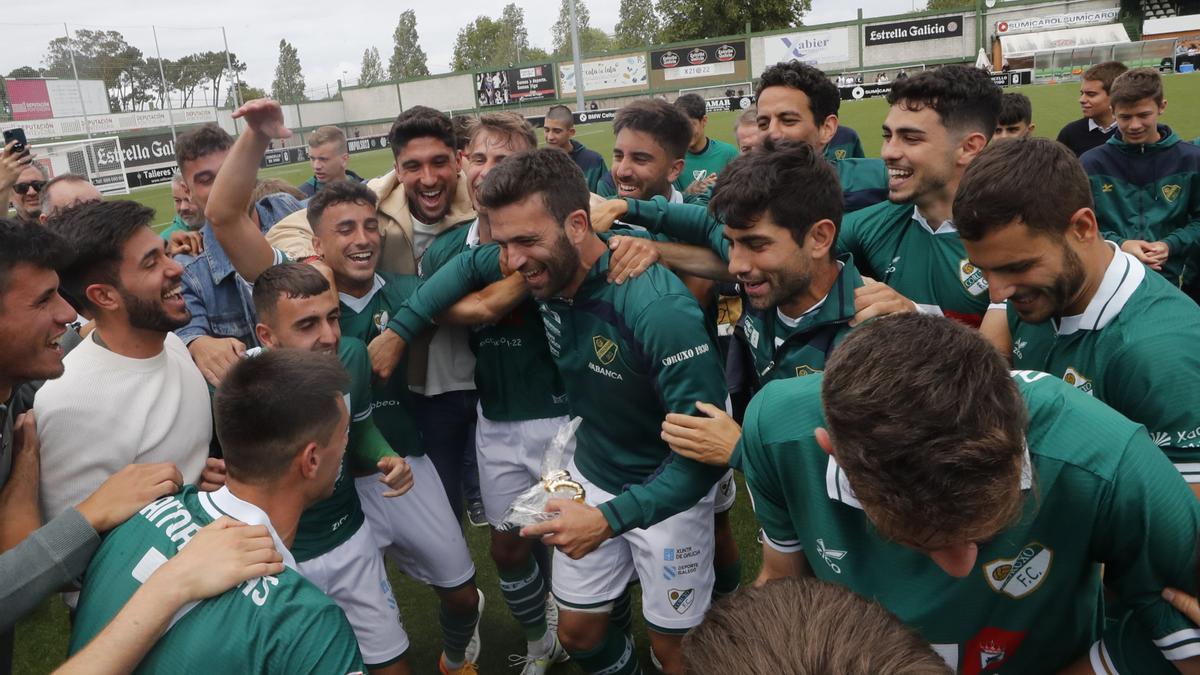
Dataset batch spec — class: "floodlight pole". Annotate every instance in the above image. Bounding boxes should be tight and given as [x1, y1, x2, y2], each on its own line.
[222, 27, 241, 134]
[568, 0, 585, 110]
[151, 26, 177, 144]
[63, 24, 93, 139]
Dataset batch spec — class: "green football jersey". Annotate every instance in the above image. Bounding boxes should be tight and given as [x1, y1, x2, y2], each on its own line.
[739, 371, 1200, 674]
[417, 223, 568, 422]
[292, 337, 386, 561]
[338, 272, 426, 457]
[70, 486, 364, 673]
[837, 200, 990, 327]
[1005, 246, 1200, 480]
[674, 137, 739, 196]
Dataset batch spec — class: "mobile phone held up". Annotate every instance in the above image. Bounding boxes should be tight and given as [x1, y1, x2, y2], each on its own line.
[3, 128, 28, 156]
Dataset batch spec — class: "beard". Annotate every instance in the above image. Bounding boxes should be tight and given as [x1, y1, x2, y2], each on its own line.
[122, 288, 190, 333]
[539, 229, 582, 299]
[1048, 244, 1087, 318]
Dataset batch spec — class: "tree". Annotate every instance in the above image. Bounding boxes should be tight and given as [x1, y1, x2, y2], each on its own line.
[614, 0, 661, 49]
[7, 66, 41, 78]
[41, 29, 147, 112]
[359, 47, 385, 86]
[551, 0, 592, 55]
[224, 82, 267, 108]
[499, 3, 531, 64]
[452, 16, 507, 71]
[388, 10, 430, 80]
[924, 0, 970, 9]
[657, 0, 809, 42]
[271, 39, 306, 103]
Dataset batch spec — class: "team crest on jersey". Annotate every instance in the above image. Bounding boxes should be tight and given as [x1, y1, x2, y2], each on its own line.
[983, 543, 1053, 599]
[1163, 184, 1182, 203]
[795, 365, 819, 377]
[835, 149, 847, 160]
[1061, 367, 1093, 395]
[668, 588, 695, 614]
[692, 169, 709, 183]
[592, 335, 618, 365]
[959, 259, 989, 296]
[373, 310, 389, 333]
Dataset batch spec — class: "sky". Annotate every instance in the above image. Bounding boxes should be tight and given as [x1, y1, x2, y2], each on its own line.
[0, 0, 908, 101]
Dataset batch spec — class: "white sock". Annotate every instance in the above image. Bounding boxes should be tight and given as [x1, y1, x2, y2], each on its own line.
[528, 629, 555, 658]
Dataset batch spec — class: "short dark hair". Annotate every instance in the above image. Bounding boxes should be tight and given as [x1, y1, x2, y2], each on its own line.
[613, 99, 691, 161]
[252, 262, 332, 319]
[1110, 67, 1164, 109]
[682, 578, 952, 675]
[0, 217, 71, 300]
[46, 200, 157, 313]
[887, 65, 1002, 139]
[545, 105, 575, 128]
[1082, 61, 1129, 93]
[174, 124, 234, 168]
[756, 61, 841, 123]
[451, 114, 474, 152]
[821, 313, 1028, 548]
[673, 93, 707, 121]
[997, 92, 1033, 126]
[477, 148, 589, 226]
[955, 138, 1092, 242]
[389, 106, 457, 157]
[215, 349, 349, 486]
[709, 139, 842, 251]
[306, 179, 378, 231]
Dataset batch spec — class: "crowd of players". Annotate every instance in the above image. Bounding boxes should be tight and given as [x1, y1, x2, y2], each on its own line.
[2, 58, 1200, 674]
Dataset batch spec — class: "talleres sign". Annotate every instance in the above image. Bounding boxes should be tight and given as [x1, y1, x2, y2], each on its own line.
[865, 16, 964, 46]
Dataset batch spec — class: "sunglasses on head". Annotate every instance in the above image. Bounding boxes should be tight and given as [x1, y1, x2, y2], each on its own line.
[13, 181, 46, 194]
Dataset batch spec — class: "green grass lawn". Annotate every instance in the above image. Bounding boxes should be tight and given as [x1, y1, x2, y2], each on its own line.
[24, 74, 1194, 674]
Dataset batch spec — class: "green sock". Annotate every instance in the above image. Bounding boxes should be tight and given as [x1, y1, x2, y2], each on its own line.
[497, 555, 548, 642]
[439, 596, 480, 665]
[610, 586, 633, 635]
[571, 624, 641, 675]
[713, 556, 742, 599]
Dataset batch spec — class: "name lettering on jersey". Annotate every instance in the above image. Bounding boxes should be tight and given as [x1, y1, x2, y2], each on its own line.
[1174, 425, 1200, 447]
[593, 335, 618, 365]
[240, 574, 279, 607]
[1163, 184, 1182, 203]
[331, 514, 349, 532]
[1061, 367, 1093, 395]
[795, 365, 819, 377]
[816, 538, 847, 574]
[588, 361, 624, 380]
[661, 342, 710, 367]
[478, 336, 524, 348]
[139, 495, 202, 548]
[983, 543, 1052, 599]
[668, 588, 695, 614]
[959, 260, 989, 296]
[1011, 338, 1027, 361]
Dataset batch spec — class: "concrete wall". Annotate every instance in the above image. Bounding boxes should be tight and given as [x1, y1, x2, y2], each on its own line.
[398, 74, 476, 113]
[343, 84, 402, 123]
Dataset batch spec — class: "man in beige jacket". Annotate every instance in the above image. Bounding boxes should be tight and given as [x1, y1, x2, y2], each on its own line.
[268, 106, 485, 525]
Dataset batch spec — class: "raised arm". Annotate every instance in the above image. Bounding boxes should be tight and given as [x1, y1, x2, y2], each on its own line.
[206, 98, 294, 283]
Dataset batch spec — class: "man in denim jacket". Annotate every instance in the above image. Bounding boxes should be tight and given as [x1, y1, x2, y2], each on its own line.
[173, 124, 303, 386]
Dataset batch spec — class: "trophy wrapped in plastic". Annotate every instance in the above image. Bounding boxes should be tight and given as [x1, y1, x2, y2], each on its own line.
[501, 416, 585, 529]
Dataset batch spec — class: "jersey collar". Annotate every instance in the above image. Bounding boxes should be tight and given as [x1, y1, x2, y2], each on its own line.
[465, 218, 481, 249]
[198, 486, 298, 570]
[825, 444, 1033, 511]
[669, 187, 684, 204]
[1088, 118, 1118, 133]
[911, 206, 957, 235]
[1055, 242, 1143, 336]
[339, 274, 386, 314]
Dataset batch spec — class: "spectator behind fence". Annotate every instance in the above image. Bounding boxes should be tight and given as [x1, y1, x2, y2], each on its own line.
[298, 125, 364, 197]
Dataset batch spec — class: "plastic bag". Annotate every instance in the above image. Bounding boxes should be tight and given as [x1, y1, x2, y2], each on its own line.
[501, 416, 585, 529]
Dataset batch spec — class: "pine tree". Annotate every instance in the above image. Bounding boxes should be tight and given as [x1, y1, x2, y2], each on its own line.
[271, 39, 306, 103]
[359, 47, 385, 86]
[388, 10, 430, 80]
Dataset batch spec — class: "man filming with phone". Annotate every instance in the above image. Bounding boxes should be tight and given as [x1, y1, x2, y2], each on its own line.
[3, 129, 45, 225]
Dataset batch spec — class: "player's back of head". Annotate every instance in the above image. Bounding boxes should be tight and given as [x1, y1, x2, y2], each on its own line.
[215, 349, 349, 485]
[682, 577, 952, 675]
[821, 313, 1028, 549]
[887, 65, 1002, 140]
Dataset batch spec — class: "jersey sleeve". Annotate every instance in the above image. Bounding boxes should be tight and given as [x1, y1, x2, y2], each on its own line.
[623, 196, 729, 260]
[279, 601, 366, 674]
[386, 245, 505, 343]
[1105, 333, 1200, 475]
[596, 291, 728, 534]
[737, 386, 804, 553]
[1159, 178, 1200, 258]
[1092, 430, 1200, 665]
[835, 207, 867, 264]
[340, 338, 398, 472]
